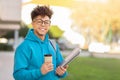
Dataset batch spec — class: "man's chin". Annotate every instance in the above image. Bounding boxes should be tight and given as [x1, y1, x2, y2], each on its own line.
[36, 31, 45, 36]
[38, 32, 46, 36]
[39, 34, 45, 36]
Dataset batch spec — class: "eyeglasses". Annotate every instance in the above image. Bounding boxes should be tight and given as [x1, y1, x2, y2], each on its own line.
[33, 19, 51, 26]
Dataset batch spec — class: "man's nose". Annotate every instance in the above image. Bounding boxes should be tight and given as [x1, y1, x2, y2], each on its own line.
[41, 22, 45, 26]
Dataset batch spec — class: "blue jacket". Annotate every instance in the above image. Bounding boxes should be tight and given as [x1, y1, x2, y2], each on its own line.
[13, 29, 67, 80]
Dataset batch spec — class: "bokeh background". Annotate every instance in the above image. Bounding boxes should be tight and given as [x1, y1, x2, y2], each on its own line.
[0, 0, 120, 80]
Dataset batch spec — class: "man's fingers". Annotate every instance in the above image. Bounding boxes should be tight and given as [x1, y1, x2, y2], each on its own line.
[56, 66, 65, 75]
[41, 63, 53, 75]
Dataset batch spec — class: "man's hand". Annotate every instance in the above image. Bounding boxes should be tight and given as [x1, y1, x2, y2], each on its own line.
[41, 62, 53, 75]
[56, 65, 68, 76]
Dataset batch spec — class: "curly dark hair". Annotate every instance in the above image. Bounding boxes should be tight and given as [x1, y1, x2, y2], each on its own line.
[31, 5, 53, 21]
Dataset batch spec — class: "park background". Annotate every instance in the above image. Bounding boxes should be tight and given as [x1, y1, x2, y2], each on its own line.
[0, 0, 120, 80]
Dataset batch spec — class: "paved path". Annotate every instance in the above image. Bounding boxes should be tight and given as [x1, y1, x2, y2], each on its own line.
[0, 52, 14, 80]
[0, 51, 120, 80]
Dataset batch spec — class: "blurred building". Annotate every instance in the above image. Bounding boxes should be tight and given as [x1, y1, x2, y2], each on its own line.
[0, 0, 21, 49]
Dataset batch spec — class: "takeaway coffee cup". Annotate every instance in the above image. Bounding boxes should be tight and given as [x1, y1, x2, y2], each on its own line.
[44, 54, 52, 63]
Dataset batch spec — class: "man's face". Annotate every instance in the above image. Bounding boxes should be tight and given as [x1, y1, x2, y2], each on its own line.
[32, 15, 51, 36]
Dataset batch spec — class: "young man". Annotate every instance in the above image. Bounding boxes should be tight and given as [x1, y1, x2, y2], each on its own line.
[13, 5, 68, 80]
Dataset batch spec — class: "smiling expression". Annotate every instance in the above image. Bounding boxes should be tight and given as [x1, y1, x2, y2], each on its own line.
[32, 15, 51, 38]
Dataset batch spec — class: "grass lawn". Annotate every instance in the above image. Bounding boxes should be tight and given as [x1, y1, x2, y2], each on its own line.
[62, 56, 120, 80]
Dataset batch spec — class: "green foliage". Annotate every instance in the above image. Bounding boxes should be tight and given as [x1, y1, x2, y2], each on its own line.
[105, 27, 113, 43]
[0, 43, 13, 51]
[19, 26, 29, 38]
[2, 25, 29, 39]
[2, 30, 14, 39]
[27, 24, 33, 28]
[62, 57, 120, 80]
[48, 25, 64, 39]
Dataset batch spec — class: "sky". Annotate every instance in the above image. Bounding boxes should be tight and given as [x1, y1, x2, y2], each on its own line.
[21, 0, 118, 52]
[22, 4, 72, 31]
[22, 4, 85, 47]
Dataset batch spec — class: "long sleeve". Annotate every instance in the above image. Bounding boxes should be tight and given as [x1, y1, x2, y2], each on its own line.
[13, 45, 43, 80]
[56, 44, 68, 78]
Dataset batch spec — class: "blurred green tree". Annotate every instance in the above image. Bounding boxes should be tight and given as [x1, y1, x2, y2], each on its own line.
[48, 25, 64, 39]
[2, 23, 29, 38]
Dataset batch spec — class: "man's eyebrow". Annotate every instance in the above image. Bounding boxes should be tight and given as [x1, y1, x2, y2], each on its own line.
[35, 19, 50, 21]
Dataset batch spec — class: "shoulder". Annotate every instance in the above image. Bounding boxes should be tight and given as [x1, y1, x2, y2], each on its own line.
[15, 40, 33, 58]
[16, 39, 32, 52]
